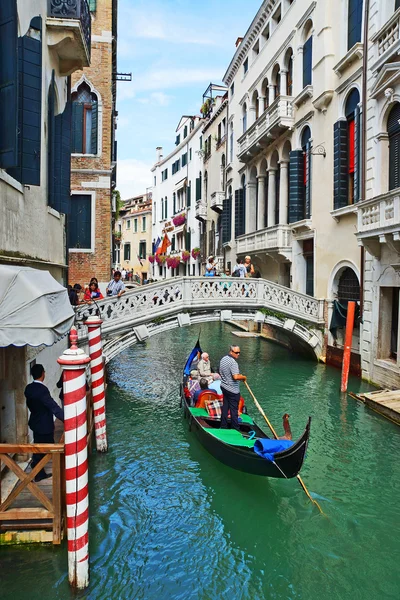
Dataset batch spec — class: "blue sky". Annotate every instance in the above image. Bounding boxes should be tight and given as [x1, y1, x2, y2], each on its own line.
[116, 0, 262, 199]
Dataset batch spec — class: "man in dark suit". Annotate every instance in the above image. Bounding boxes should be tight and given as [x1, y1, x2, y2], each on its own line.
[24, 364, 64, 482]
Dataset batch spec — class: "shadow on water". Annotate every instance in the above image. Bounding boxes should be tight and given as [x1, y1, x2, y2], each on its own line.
[1, 323, 400, 600]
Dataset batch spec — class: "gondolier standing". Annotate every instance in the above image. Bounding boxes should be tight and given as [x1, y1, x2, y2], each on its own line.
[219, 345, 246, 430]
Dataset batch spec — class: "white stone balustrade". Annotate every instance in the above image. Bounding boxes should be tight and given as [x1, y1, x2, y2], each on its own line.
[357, 190, 400, 234]
[75, 276, 324, 343]
[236, 225, 292, 254]
[374, 9, 400, 57]
[210, 191, 225, 212]
[237, 96, 294, 159]
[195, 201, 207, 220]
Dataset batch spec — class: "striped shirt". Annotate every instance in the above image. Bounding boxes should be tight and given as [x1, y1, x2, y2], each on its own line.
[107, 279, 125, 296]
[219, 354, 240, 393]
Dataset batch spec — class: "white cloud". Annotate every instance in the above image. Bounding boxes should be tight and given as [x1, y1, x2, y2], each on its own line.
[117, 158, 154, 199]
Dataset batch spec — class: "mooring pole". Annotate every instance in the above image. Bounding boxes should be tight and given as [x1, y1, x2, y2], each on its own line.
[58, 327, 91, 590]
[341, 301, 356, 393]
[84, 316, 108, 452]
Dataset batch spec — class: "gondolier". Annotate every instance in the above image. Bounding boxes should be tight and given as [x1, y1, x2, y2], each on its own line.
[219, 345, 247, 431]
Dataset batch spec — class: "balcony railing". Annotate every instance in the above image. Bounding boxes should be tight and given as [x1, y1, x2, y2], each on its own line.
[236, 225, 292, 259]
[195, 201, 207, 221]
[237, 96, 294, 162]
[357, 189, 400, 236]
[47, 0, 91, 69]
[372, 8, 400, 58]
[210, 191, 224, 213]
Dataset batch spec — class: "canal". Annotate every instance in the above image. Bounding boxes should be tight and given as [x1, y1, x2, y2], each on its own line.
[1, 322, 400, 599]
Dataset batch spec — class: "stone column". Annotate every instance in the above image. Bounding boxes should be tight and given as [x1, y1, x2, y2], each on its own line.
[279, 160, 289, 224]
[248, 105, 257, 126]
[246, 182, 257, 233]
[268, 84, 275, 105]
[257, 176, 266, 230]
[280, 69, 288, 96]
[268, 168, 277, 227]
[259, 96, 266, 116]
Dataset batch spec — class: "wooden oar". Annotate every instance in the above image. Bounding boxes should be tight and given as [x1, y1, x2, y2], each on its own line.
[244, 381, 324, 515]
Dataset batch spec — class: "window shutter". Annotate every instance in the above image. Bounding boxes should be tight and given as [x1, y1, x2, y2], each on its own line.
[91, 102, 98, 154]
[196, 177, 201, 201]
[235, 189, 245, 237]
[186, 182, 191, 207]
[165, 197, 168, 218]
[222, 196, 232, 243]
[71, 102, 84, 153]
[389, 133, 400, 191]
[53, 101, 72, 214]
[289, 150, 305, 223]
[185, 228, 191, 251]
[0, 0, 18, 168]
[348, 0, 363, 50]
[171, 235, 176, 252]
[173, 193, 176, 215]
[353, 105, 361, 202]
[68, 195, 91, 249]
[47, 70, 56, 209]
[333, 120, 348, 209]
[8, 17, 42, 185]
[303, 37, 312, 88]
[305, 142, 312, 218]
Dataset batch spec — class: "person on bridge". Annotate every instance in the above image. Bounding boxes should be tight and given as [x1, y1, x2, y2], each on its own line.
[106, 271, 126, 297]
[244, 256, 255, 277]
[24, 364, 64, 482]
[219, 345, 247, 431]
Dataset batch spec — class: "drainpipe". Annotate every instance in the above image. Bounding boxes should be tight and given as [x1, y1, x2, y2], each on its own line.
[360, 0, 370, 319]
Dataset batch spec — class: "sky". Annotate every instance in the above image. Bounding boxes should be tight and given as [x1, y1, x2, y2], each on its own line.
[115, 0, 262, 199]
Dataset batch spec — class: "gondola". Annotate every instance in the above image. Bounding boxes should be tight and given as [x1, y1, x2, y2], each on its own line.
[181, 341, 311, 479]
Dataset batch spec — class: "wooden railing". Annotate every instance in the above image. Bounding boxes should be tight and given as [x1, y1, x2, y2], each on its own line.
[0, 443, 65, 544]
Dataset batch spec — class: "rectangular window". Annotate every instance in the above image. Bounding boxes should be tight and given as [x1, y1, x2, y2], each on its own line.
[253, 40, 260, 59]
[189, 148, 192, 161]
[199, 136, 203, 149]
[182, 152, 188, 167]
[134, 218, 138, 232]
[348, 0, 363, 50]
[243, 58, 248, 74]
[184, 125, 188, 138]
[262, 24, 270, 42]
[153, 201, 156, 224]
[175, 134, 180, 146]
[124, 243, 131, 261]
[162, 168, 168, 181]
[154, 175, 156, 186]
[139, 241, 146, 259]
[230, 83, 235, 97]
[69, 194, 92, 249]
[142, 216, 146, 232]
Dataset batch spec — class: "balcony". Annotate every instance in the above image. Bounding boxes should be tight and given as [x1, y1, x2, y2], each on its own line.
[371, 8, 400, 72]
[237, 96, 294, 163]
[210, 191, 224, 213]
[357, 189, 400, 258]
[236, 225, 292, 262]
[195, 201, 207, 222]
[46, 0, 91, 75]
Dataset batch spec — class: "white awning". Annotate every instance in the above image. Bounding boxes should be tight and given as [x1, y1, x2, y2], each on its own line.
[0, 265, 75, 347]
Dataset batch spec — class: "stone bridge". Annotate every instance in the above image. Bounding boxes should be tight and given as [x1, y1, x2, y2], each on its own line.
[75, 277, 326, 363]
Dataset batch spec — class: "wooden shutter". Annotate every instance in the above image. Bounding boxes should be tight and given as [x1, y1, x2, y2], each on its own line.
[289, 150, 305, 223]
[68, 195, 91, 249]
[235, 189, 245, 237]
[0, 0, 18, 168]
[354, 105, 361, 202]
[388, 103, 400, 191]
[186, 182, 191, 207]
[171, 235, 176, 252]
[185, 228, 191, 251]
[8, 17, 42, 184]
[196, 177, 201, 201]
[222, 196, 232, 243]
[71, 103, 84, 153]
[53, 101, 72, 214]
[47, 70, 56, 209]
[304, 142, 312, 218]
[303, 37, 312, 88]
[173, 193, 176, 215]
[165, 197, 168, 218]
[91, 102, 98, 154]
[333, 120, 349, 209]
[348, 0, 363, 50]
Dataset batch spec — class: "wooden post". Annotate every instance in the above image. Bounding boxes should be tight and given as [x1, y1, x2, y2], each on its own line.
[84, 316, 107, 452]
[58, 328, 91, 590]
[341, 301, 356, 393]
[52, 452, 62, 545]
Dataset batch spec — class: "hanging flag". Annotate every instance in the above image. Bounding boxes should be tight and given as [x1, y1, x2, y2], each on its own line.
[153, 237, 161, 254]
[159, 233, 171, 254]
[155, 236, 164, 255]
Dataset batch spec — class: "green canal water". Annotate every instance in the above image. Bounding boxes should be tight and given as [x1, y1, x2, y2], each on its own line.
[1, 323, 400, 600]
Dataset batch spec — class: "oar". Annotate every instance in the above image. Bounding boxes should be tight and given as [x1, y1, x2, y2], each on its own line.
[244, 381, 324, 515]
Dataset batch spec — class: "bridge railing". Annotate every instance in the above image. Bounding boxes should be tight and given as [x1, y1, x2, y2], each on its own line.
[75, 277, 325, 340]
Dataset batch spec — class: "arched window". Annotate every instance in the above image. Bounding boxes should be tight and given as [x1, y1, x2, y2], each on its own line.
[348, 0, 363, 50]
[243, 103, 247, 133]
[72, 81, 98, 154]
[287, 50, 293, 96]
[388, 103, 400, 191]
[221, 154, 226, 191]
[229, 122, 234, 163]
[222, 186, 232, 244]
[235, 175, 246, 237]
[303, 22, 313, 88]
[345, 89, 360, 204]
[338, 268, 360, 301]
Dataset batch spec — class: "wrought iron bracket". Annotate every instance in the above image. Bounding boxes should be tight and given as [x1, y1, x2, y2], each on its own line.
[310, 144, 326, 158]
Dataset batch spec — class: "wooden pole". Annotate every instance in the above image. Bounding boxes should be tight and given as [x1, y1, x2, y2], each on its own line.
[84, 316, 108, 452]
[244, 381, 324, 515]
[340, 301, 356, 393]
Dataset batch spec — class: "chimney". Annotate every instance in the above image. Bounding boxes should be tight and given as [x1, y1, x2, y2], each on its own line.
[156, 146, 163, 162]
[235, 37, 243, 48]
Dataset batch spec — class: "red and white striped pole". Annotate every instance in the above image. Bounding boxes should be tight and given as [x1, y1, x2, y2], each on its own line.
[84, 316, 108, 452]
[58, 327, 91, 590]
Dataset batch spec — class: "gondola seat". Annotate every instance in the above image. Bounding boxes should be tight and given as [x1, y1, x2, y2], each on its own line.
[195, 390, 221, 408]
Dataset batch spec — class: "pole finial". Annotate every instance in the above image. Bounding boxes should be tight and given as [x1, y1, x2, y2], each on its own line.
[69, 326, 79, 350]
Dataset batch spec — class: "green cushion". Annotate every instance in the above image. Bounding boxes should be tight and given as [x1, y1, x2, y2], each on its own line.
[189, 407, 254, 425]
[206, 428, 256, 448]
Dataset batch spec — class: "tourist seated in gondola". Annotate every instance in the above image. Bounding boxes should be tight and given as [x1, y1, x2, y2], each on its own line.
[197, 352, 221, 382]
[193, 378, 211, 406]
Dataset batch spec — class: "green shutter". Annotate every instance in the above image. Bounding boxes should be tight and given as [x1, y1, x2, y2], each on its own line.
[91, 102, 98, 154]
[354, 105, 361, 202]
[333, 120, 348, 209]
[47, 70, 56, 208]
[289, 150, 305, 223]
[0, 0, 18, 169]
[89, 0, 97, 11]
[186, 182, 191, 207]
[196, 177, 201, 201]
[222, 196, 232, 243]
[303, 37, 312, 88]
[235, 189, 245, 237]
[53, 101, 72, 214]
[72, 102, 84, 153]
[305, 141, 311, 218]
[173, 193, 176, 214]
[185, 229, 191, 251]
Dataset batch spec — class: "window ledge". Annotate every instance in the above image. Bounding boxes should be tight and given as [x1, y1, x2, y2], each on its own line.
[0, 169, 24, 193]
[69, 248, 94, 253]
[48, 206, 61, 219]
[290, 219, 313, 234]
[72, 153, 99, 158]
[293, 85, 313, 109]
[333, 43, 363, 77]
[330, 204, 358, 222]
[374, 358, 400, 374]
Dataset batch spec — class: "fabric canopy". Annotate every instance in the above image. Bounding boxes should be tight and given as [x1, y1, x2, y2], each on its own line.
[0, 265, 75, 347]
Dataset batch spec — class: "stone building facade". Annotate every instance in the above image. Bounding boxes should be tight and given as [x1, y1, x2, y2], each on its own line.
[69, 0, 117, 289]
[116, 193, 152, 282]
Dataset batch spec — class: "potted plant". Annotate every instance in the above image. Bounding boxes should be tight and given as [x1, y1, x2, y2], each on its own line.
[155, 254, 166, 265]
[167, 255, 181, 269]
[182, 250, 191, 262]
[148, 255, 155, 264]
[191, 247, 201, 260]
[172, 213, 186, 227]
